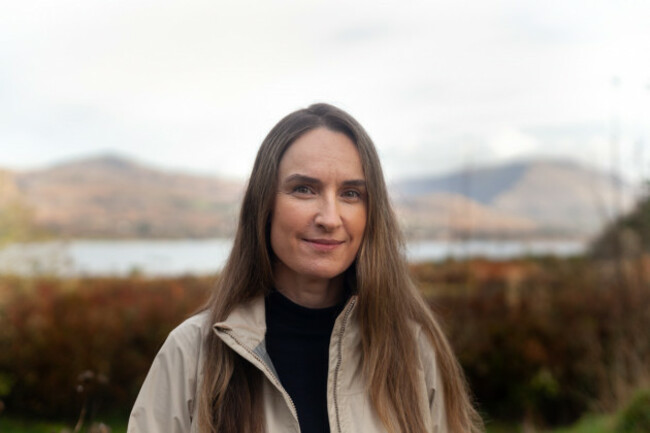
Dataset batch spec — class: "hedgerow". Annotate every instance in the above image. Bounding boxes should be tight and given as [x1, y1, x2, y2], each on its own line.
[0, 275, 210, 419]
[1, 256, 648, 428]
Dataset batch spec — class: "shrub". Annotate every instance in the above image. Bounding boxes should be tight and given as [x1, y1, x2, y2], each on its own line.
[616, 389, 650, 433]
[590, 192, 650, 259]
[1, 256, 649, 428]
[0, 275, 211, 419]
[421, 257, 650, 427]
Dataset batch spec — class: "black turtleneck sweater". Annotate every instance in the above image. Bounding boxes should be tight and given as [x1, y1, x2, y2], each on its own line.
[265, 290, 345, 433]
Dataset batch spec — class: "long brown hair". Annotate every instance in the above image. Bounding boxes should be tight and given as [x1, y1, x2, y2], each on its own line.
[198, 103, 483, 433]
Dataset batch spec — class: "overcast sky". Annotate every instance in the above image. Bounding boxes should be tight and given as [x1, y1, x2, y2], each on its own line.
[1, 0, 649, 182]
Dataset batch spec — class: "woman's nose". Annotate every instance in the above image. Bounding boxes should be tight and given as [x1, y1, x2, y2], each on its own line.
[314, 195, 342, 231]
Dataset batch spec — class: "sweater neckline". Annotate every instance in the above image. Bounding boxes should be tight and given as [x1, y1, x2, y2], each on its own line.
[266, 290, 346, 330]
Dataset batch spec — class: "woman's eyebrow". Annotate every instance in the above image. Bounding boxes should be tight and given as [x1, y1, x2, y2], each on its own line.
[283, 174, 366, 188]
[283, 174, 321, 185]
[342, 179, 366, 188]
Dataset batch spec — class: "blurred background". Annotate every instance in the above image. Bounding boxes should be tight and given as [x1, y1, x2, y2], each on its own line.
[1, 1, 649, 432]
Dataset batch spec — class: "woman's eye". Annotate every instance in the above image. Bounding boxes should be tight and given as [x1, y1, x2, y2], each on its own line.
[293, 185, 312, 194]
[342, 190, 361, 199]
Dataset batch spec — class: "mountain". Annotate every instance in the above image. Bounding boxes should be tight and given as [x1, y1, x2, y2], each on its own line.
[10, 154, 244, 238]
[392, 159, 636, 238]
[0, 169, 21, 203]
[0, 155, 637, 240]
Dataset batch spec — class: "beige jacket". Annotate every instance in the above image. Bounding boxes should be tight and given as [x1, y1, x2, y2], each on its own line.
[128, 295, 447, 433]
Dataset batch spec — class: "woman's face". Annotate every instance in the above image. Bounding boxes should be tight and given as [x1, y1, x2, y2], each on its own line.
[270, 127, 367, 288]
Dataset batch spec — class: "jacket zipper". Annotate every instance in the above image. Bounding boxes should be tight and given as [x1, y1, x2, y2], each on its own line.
[218, 328, 300, 423]
[333, 297, 357, 433]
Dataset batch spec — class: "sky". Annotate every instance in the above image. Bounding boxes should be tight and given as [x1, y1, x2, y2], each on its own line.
[1, 0, 649, 183]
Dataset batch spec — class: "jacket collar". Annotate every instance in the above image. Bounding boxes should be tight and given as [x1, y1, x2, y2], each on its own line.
[212, 295, 267, 350]
[212, 293, 359, 351]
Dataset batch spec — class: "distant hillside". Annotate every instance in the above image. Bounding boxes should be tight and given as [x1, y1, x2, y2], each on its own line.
[394, 191, 538, 239]
[394, 160, 532, 204]
[11, 154, 244, 238]
[0, 169, 21, 203]
[0, 155, 637, 240]
[392, 159, 636, 238]
[0, 169, 40, 245]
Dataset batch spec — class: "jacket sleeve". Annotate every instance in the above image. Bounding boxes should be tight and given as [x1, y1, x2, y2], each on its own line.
[416, 326, 449, 433]
[128, 317, 204, 433]
[429, 356, 448, 433]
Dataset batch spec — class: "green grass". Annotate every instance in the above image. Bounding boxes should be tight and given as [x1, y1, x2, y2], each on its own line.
[0, 418, 127, 433]
[0, 415, 619, 433]
[0, 414, 615, 433]
[0, 418, 68, 433]
[548, 413, 615, 433]
[484, 413, 616, 433]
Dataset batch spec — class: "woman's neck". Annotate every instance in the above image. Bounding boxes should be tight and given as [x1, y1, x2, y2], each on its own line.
[272, 265, 344, 308]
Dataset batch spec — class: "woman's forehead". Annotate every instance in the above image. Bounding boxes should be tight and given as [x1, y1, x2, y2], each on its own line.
[278, 128, 364, 180]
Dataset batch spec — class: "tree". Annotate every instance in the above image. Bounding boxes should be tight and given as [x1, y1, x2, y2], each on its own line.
[590, 182, 650, 259]
[0, 171, 37, 247]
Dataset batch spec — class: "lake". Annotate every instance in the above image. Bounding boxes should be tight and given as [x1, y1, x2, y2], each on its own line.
[0, 238, 587, 277]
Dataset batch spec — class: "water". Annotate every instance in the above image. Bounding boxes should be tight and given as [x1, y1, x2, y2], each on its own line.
[0, 238, 586, 277]
[407, 239, 586, 262]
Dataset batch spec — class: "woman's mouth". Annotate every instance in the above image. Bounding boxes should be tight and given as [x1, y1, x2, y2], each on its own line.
[303, 238, 344, 251]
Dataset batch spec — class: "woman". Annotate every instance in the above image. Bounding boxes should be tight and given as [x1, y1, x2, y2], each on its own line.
[129, 103, 483, 433]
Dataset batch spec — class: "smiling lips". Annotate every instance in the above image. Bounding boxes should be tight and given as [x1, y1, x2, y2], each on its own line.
[303, 238, 345, 251]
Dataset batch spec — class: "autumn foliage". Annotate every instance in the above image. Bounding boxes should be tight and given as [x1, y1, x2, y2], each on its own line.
[417, 256, 650, 427]
[0, 257, 649, 427]
[0, 275, 210, 419]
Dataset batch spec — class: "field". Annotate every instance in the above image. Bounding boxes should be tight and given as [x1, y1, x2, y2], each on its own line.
[0, 413, 616, 433]
[1, 255, 649, 432]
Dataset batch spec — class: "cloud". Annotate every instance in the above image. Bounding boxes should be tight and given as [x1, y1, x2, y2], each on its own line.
[488, 128, 539, 160]
[1, 0, 649, 181]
